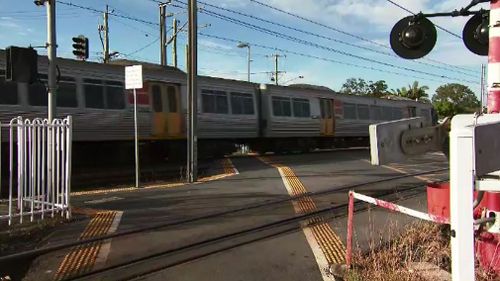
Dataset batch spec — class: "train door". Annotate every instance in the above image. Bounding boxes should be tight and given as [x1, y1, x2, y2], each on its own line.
[151, 83, 182, 138]
[320, 99, 335, 136]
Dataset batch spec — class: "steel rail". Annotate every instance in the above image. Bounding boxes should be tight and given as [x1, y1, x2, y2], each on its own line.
[0, 167, 447, 265]
[72, 185, 428, 281]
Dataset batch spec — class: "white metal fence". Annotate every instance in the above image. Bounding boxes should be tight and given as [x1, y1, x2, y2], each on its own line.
[0, 116, 72, 225]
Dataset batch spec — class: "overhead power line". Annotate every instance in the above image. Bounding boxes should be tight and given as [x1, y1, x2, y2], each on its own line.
[247, 0, 477, 75]
[192, 0, 478, 79]
[384, 0, 462, 39]
[57, 1, 158, 26]
[198, 32, 452, 85]
[175, 2, 477, 84]
[126, 37, 160, 56]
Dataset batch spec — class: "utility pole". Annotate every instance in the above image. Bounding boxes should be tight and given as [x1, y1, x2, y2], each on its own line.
[172, 18, 178, 68]
[481, 63, 486, 110]
[47, 0, 57, 122]
[185, 44, 188, 72]
[187, 0, 198, 183]
[159, 3, 167, 66]
[271, 53, 284, 85]
[103, 5, 110, 63]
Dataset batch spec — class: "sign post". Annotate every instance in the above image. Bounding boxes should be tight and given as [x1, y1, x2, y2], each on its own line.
[125, 65, 143, 188]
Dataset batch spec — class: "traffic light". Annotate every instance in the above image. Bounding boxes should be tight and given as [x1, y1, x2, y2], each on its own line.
[5, 46, 38, 83]
[72, 35, 89, 60]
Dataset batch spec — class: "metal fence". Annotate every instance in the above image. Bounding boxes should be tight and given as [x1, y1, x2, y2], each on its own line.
[0, 116, 72, 225]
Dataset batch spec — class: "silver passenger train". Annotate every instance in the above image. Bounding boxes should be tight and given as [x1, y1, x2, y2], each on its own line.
[0, 50, 435, 162]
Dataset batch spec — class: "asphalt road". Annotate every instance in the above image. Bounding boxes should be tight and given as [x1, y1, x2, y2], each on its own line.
[19, 150, 449, 281]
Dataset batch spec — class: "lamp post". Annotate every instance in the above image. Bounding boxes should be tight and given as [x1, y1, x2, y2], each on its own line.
[237, 42, 251, 82]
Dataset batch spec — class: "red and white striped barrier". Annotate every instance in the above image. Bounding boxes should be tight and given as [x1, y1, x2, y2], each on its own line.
[488, 0, 500, 113]
[345, 190, 449, 267]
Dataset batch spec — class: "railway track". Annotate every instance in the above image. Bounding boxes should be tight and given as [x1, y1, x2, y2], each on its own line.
[71, 183, 428, 281]
[0, 167, 447, 280]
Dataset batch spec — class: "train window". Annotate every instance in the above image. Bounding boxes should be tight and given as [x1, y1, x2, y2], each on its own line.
[357, 104, 370, 120]
[381, 107, 392, 120]
[106, 83, 125, 110]
[320, 100, 326, 118]
[392, 107, 403, 120]
[272, 96, 291, 117]
[343, 103, 357, 119]
[420, 109, 430, 118]
[28, 82, 48, 106]
[0, 77, 18, 105]
[152, 85, 162, 112]
[231, 92, 254, 115]
[292, 98, 310, 118]
[84, 80, 105, 109]
[57, 81, 77, 108]
[370, 106, 381, 120]
[202, 89, 228, 114]
[167, 86, 177, 112]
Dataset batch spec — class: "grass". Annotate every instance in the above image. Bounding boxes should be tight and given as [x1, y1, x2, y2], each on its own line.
[345, 221, 499, 281]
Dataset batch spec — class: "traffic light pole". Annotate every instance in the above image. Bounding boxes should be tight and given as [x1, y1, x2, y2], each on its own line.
[187, 0, 198, 183]
[47, 0, 57, 122]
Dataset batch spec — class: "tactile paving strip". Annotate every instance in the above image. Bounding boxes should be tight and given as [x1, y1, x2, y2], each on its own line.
[258, 156, 346, 265]
[54, 211, 117, 280]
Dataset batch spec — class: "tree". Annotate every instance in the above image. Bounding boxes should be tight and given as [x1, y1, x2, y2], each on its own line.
[432, 83, 480, 118]
[341, 78, 389, 97]
[406, 81, 429, 101]
[367, 80, 389, 98]
[341, 78, 369, 95]
[390, 87, 408, 97]
[391, 81, 429, 101]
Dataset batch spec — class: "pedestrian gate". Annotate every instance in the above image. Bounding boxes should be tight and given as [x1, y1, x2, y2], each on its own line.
[0, 117, 72, 225]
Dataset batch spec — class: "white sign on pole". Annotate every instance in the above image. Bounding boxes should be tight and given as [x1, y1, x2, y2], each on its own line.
[125, 65, 143, 90]
[124, 65, 143, 188]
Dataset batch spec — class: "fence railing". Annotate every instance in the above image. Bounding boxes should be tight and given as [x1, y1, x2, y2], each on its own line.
[0, 116, 72, 226]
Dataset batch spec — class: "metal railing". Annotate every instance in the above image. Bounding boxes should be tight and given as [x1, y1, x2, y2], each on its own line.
[0, 116, 72, 225]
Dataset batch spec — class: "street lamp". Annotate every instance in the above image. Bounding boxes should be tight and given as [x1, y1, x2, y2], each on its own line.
[237, 42, 251, 82]
[283, 75, 304, 85]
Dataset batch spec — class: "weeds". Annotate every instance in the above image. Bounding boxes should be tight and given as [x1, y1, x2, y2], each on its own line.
[345, 221, 500, 281]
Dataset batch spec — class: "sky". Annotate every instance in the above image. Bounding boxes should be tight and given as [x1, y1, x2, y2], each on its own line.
[0, 0, 489, 101]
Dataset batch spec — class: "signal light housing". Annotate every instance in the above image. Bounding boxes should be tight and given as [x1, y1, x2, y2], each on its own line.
[390, 16, 437, 60]
[72, 35, 89, 60]
[5, 46, 38, 84]
[463, 13, 489, 56]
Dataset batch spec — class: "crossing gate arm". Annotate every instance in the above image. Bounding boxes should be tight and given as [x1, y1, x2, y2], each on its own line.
[345, 190, 449, 268]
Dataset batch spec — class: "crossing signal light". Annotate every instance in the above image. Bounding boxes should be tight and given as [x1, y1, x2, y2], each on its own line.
[390, 16, 437, 59]
[5, 46, 38, 84]
[463, 13, 489, 56]
[72, 35, 89, 60]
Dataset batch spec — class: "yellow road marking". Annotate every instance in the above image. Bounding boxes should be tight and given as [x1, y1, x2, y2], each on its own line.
[362, 159, 447, 183]
[72, 158, 238, 196]
[258, 156, 345, 270]
[199, 158, 238, 182]
[54, 211, 118, 280]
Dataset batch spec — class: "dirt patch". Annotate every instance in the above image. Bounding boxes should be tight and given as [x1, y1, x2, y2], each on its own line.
[0, 216, 75, 280]
[345, 222, 498, 281]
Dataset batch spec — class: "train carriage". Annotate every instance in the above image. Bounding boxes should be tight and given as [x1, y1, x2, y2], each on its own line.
[0, 49, 435, 162]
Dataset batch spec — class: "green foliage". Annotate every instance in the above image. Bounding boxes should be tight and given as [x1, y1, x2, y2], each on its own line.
[341, 78, 369, 95]
[391, 81, 429, 101]
[341, 78, 389, 97]
[432, 83, 480, 118]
